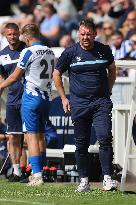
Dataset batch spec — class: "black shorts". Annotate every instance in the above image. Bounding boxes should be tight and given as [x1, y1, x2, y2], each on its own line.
[6, 104, 23, 134]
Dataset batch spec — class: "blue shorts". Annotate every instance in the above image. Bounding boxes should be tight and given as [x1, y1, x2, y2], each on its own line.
[22, 92, 50, 133]
[6, 104, 22, 134]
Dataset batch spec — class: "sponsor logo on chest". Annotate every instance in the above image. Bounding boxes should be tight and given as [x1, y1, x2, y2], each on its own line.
[1, 54, 19, 66]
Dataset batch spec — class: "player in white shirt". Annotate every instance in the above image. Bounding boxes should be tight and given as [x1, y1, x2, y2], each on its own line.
[0, 24, 55, 186]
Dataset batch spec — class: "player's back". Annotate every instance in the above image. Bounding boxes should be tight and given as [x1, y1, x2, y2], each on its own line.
[18, 42, 55, 98]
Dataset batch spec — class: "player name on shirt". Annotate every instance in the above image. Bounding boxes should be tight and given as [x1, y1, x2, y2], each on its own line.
[36, 49, 54, 56]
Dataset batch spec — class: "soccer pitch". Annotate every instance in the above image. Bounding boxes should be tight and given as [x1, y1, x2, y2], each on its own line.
[0, 180, 136, 205]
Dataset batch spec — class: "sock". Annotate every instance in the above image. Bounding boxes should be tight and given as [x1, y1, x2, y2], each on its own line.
[80, 177, 88, 183]
[34, 172, 42, 178]
[29, 156, 42, 174]
[104, 175, 111, 181]
[41, 152, 46, 168]
[13, 164, 20, 176]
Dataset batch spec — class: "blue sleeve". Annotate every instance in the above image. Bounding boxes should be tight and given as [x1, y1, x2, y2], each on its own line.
[56, 48, 72, 73]
[51, 14, 61, 27]
[17, 49, 32, 70]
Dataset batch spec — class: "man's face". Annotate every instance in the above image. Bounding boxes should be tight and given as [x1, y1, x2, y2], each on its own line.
[4, 28, 20, 46]
[44, 7, 52, 17]
[111, 35, 123, 48]
[127, 13, 136, 29]
[79, 25, 96, 49]
[103, 24, 113, 36]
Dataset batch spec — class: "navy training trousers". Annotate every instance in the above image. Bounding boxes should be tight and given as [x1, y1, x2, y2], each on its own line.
[71, 97, 113, 178]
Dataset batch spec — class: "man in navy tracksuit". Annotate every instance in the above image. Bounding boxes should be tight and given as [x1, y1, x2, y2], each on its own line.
[53, 19, 117, 192]
[0, 23, 26, 182]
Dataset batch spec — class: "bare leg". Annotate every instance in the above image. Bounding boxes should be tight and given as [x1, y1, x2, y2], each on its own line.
[20, 148, 27, 168]
[27, 133, 40, 157]
[8, 134, 21, 176]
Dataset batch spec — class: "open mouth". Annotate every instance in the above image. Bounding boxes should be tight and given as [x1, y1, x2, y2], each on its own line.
[83, 41, 89, 44]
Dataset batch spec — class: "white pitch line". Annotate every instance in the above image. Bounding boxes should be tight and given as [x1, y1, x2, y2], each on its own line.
[0, 198, 55, 205]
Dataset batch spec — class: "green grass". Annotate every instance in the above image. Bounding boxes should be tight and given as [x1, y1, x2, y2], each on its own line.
[0, 180, 136, 205]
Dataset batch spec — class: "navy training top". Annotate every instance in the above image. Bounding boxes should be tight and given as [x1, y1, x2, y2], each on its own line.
[56, 41, 114, 107]
[0, 41, 26, 105]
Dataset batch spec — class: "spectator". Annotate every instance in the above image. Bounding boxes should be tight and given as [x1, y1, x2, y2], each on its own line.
[57, 0, 77, 20]
[124, 34, 136, 79]
[111, 30, 132, 60]
[59, 34, 74, 48]
[87, 0, 112, 25]
[58, 1, 79, 35]
[96, 21, 115, 45]
[119, 19, 130, 38]
[18, 0, 37, 14]
[40, 2, 62, 47]
[108, 0, 134, 29]
[72, 0, 84, 11]
[129, 34, 136, 59]
[110, 30, 132, 76]
[78, 0, 97, 20]
[33, 4, 44, 25]
[0, 23, 8, 50]
[125, 10, 136, 39]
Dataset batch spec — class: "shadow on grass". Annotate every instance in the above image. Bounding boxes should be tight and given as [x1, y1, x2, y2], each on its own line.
[123, 191, 136, 195]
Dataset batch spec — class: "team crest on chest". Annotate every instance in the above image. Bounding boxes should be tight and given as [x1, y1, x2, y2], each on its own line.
[76, 57, 82, 61]
[98, 52, 104, 59]
[1, 54, 11, 62]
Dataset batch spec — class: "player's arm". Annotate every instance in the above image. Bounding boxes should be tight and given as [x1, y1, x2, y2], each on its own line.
[107, 61, 116, 94]
[0, 72, 8, 88]
[0, 74, 4, 83]
[53, 69, 66, 100]
[0, 67, 24, 95]
[0, 48, 32, 95]
[52, 69, 70, 113]
[0, 63, 8, 96]
[0, 63, 8, 83]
